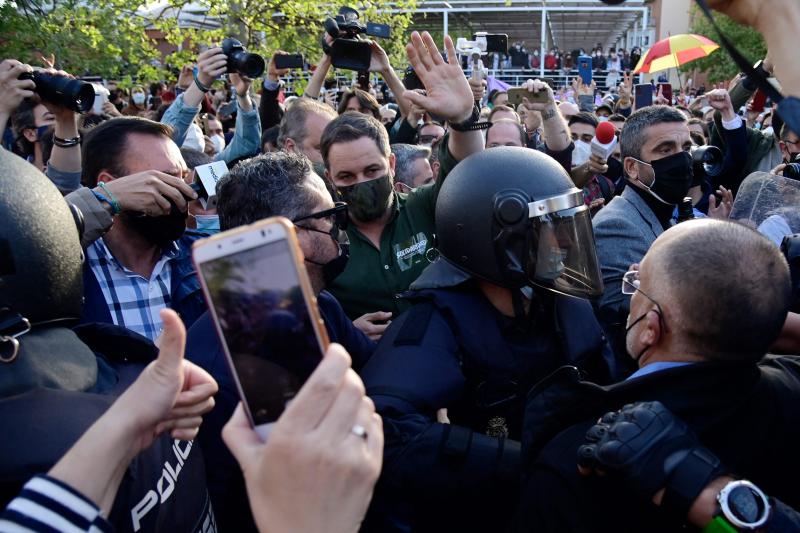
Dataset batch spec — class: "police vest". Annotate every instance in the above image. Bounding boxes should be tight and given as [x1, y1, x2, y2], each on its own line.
[0, 323, 216, 533]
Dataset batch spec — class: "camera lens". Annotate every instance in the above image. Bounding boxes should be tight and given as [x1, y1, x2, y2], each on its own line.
[233, 51, 266, 78]
[20, 72, 95, 113]
[691, 145, 723, 178]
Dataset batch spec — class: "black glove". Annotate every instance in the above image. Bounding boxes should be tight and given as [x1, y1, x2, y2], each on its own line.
[577, 401, 728, 521]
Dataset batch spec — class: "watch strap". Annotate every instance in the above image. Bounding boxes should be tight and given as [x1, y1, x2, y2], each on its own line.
[702, 516, 739, 533]
[660, 446, 727, 523]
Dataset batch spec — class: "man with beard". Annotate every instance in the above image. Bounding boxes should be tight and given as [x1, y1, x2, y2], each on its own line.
[184, 150, 375, 531]
[320, 31, 483, 339]
[80, 117, 207, 339]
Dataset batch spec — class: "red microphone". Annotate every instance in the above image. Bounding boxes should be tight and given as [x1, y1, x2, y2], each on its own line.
[591, 121, 617, 161]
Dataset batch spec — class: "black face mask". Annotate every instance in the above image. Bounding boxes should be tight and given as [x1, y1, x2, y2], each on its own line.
[121, 204, 187, 248]
[306, 236, 350, 286]
[625, 312, 651, 363]
[606, 156, 624, 185]
[636, 151, 694, 205]
[337, 175, 394, 223]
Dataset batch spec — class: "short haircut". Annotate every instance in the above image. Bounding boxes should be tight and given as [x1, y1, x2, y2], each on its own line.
[391, 143, 431, 186]
[321, 111, 390, 168]
[651, 220, 791, 362]
[81, 116, 174, 187]
[277, 97, 336, 149]
[568, 111, 598, 129]
[216, 151, 319, 231]
[180, 147, 213, 170]
[620, 105, 686, 162]
[337, 89, 381, 119]
[486, 119, 526, 147]
[488, 105, 521, 123]
[261, 125, 280, 150]
[608, 113, 626, 123]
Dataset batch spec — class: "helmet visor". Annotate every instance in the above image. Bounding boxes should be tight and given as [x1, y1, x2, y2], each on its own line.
[527, 205, 604, 299]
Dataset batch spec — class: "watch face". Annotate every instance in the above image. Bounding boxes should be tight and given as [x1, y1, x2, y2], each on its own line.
[729, 485, 764, 523]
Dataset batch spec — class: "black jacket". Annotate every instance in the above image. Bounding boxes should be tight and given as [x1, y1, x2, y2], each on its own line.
[513, 356, 800, 533]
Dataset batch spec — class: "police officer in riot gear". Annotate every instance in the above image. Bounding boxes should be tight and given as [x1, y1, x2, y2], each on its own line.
[0, 150, 213, 532]
[360, 146, 613, 532]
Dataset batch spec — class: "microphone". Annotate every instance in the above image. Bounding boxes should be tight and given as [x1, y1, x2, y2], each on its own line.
[591, 121, 618, 162]
[191, 160, 230, 209]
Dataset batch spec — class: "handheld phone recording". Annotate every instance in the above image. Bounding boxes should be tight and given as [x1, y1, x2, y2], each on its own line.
[193, 217, 329, 440]
[635, 84, 654, 109]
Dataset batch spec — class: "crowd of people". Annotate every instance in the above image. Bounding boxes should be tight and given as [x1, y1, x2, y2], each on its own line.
[1, 0, 800, 532]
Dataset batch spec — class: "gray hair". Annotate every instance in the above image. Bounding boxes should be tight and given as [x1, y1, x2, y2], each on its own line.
[216, 151, 321, 230]
[620, 105, 687, 162]
[391, 143, 431, 186]
[180, 147, 213, 170]
[277, 97, 337, 149]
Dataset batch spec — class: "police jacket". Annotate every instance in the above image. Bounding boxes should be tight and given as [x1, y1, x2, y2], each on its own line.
[360, 277, 611, 532]
[0, 323, 214, 533]
[513, 356, 800, 533]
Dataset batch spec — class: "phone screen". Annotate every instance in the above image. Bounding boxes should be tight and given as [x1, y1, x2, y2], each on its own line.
[635, 84, 654, 109]
[199, 238, 323, 425]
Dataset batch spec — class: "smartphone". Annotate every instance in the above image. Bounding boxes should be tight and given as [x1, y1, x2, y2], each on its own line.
[751, 89, 767, 113]
[274, 53, 304, 70]
[635, 83, 654, 109]
[578, 55, 593, 85]
[475, 33, 508, 55]
[193, 217, 330, 439]
[506, 87, 548, 107]
[659, 82, 673, 104]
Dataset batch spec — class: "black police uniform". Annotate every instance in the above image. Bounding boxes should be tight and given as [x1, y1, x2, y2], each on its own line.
[360, 260, 612, 532]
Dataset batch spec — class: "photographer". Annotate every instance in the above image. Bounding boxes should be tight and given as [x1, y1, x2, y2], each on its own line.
[305, 37, 411, 121]
[1, 59, 82, 192]
[161, 44, 261, 165]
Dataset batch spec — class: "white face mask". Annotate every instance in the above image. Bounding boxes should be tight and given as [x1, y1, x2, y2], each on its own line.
[132, 93, 146, 105]
[572, 140, 592, 167]
[597, 116, 609, 123]
[211, 134, 226, 153]
[762, 126, 774, 136]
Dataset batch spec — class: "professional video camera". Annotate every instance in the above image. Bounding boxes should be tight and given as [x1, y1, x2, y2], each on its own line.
[455, 32, 508, 80]
[221, 38, 266, 78]
[322, 7, 391, 72]
[18, 70, 95, 114]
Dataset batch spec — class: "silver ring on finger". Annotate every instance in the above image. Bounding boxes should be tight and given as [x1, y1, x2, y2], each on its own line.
[350, 424, 368, 441]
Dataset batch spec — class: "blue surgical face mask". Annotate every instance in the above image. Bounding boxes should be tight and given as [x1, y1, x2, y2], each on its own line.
[194, 214, 220, 234]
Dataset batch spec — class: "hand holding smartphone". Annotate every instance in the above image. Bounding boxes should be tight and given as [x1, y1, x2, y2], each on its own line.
[193, 217, 329, 440]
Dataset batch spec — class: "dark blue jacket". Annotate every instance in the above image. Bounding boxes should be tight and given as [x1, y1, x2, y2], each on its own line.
[359, 284, 612, 532]
[184, 290, 375, 532]
[80, 231, 208, 330]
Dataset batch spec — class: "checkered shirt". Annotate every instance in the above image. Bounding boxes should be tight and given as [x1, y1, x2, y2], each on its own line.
[86, 238, 179, 341]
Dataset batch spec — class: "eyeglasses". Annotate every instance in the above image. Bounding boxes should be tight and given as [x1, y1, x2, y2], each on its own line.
[621, 269, 669, 333]
[292, 202, 348, 239]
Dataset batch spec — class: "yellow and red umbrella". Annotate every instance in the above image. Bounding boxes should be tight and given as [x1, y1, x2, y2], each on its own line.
[633, 34, 719, 74]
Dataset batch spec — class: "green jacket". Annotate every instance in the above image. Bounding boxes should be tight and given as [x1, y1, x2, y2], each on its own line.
[328, 137, 461, 319]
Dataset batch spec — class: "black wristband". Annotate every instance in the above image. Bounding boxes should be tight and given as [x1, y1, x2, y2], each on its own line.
[193, 73, 211, 93]
[53, 135, 81, 148]
[449, 104, 485, 132]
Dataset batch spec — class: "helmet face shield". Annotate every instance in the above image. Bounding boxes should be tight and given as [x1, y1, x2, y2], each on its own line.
[527, 205, 604, 299]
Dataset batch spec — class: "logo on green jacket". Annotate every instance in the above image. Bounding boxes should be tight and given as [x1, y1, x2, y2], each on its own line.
[394, 232, 429, 272]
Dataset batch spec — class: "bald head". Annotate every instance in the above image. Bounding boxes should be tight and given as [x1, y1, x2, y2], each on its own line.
[643, 219, 791, 362]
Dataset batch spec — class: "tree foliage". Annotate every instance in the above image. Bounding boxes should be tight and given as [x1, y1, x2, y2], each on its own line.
[682, 6, 766, 83]
[0, 0, 417, 84]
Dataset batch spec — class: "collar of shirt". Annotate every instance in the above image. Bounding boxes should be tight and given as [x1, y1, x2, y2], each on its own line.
[626, 361, 694, 381]
[93, 238, 179, 275]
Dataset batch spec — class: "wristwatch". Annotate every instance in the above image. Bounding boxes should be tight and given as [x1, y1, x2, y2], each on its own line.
[702, 480, 771, 532]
